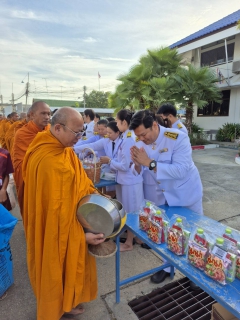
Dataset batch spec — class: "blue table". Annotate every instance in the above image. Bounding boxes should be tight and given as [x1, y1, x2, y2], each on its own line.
[95, 179, 117, 188]
[115, 206, 240, 319]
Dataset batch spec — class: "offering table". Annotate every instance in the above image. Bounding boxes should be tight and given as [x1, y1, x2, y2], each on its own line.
[115, 206, 240, 318]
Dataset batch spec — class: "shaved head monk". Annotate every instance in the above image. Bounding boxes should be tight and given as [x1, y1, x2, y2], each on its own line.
[5, 110, 31, 154]
[0, 112, 19, 148]
[22, 107, 105, 320]
[12, 101, 51, 214]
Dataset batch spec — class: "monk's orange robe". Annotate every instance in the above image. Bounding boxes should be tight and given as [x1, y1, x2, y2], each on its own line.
[0, 119, 13, 149]
[5, 119, 27, 153]
[12, 121, 48, 214]
[22, 130, 97, 320]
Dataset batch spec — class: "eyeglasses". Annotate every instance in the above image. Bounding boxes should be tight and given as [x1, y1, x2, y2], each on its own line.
[59, 123, 83, 138]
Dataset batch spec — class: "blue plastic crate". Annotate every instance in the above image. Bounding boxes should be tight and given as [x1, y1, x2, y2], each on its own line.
[0, 204, 18, 296]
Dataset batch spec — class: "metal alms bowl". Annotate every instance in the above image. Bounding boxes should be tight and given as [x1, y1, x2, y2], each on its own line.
[109, 199, 126, 237]
[77, 194, 121, 238]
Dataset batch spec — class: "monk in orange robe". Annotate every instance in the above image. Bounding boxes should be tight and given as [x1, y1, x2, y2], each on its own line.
[12, 101, 51, 214]
[0, 112, 19, 149]
[22, 107, 105, 320]
[5, 112, 28, 153]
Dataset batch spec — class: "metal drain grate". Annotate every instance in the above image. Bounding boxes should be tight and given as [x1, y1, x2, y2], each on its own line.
[128, 277, 215, 320]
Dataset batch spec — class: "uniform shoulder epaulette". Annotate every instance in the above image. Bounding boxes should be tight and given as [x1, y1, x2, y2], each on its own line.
[164, 132, 179, 140]
[177, 123, 183, 129]
[127, 131, 132, 138]
[104, 135, 108, 138]
[82, 137, 87, 140]
[135, 136, 139, 142]
[94, 132, 99, 135]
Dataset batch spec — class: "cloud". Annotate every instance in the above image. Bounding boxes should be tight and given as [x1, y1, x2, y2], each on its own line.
[82, 37, 97, 43]
[10, 10, 54, 23]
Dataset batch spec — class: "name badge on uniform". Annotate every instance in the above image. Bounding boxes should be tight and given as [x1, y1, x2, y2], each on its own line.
[159, 148, 168, 153]
[164, 132, 179, 140]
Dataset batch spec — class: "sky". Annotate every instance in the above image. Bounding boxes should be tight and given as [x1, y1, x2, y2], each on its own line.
[0, 0, 239, 105]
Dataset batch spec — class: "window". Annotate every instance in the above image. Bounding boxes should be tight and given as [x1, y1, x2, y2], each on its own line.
[197, 90, 230, 117]
[201, 43, 234, 67]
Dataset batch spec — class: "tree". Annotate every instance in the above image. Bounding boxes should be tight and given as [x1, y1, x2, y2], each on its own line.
[237, 20, 240, 30]
[109, 47, 181, 111]
[110, 47, 222, 131]
[171, 65, 222, 132]
[84, 90, 109, 109]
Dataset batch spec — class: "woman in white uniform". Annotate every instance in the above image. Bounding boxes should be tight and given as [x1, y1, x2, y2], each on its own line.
[101, 110, 144, 251]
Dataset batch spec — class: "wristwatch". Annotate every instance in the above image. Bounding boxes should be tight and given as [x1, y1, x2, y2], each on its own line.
[149, 160, 157, 171]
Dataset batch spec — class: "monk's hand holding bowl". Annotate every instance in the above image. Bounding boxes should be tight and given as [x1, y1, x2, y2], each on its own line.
[85, 233, 105, 245]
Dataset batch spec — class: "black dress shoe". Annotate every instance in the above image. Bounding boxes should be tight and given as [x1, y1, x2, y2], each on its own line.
[141, 243, 151, 250]
[189, 281, 201, 291]
[151, 270, 171, 284]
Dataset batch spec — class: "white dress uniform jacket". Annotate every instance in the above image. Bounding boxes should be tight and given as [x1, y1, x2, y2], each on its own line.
[85, 120, 95, 138]
[74, 136, 106, 157]
[74, 135, 101, 153]
[172, 119, 188, 135]
[110, 130, 143, 186]
[135, 126, 203, 213]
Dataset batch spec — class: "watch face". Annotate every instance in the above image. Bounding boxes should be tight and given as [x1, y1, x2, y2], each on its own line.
[150, 161, 156, 168]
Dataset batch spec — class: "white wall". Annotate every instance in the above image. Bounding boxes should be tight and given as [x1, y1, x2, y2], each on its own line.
[180, 29, 240, 131]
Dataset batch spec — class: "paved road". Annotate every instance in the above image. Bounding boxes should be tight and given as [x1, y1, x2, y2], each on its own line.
[1, 147, 239, 320]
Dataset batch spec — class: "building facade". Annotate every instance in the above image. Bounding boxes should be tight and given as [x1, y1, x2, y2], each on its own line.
[171, 10, 240, 132]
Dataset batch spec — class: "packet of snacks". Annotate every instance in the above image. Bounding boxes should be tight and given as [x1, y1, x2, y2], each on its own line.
[167, 215, 191, 256]
[204, 237, 237, 284]
[188, 226, 213, 271]
[236, 244, 240, 280]
[188, 241, 208, 270]
[147, 206, 169, 244]
[220, 226, 240, 280]
[148, 220, 163, 244]
[138, 200, 155, 231]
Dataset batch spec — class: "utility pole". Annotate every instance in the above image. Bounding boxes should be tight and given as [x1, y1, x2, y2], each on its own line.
[25, 72, 29, 112]
[42, 78, 48, 93]
[12, 83, 16, 112]
[83, 86, 87, 108]
[0, 94, 3, 115]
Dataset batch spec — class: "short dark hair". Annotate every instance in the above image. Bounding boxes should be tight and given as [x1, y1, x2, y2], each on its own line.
[97, 119, 108, 126]
[155, 115, 171, 128]
[95, 113, 100, 120]
[157, 103, 177, 117]
[106, 117, 115, 122]
[107, 121, 119, 133]
[117, 109, 134, 125]
[129, 110, 156, 130]
[83, 109, 95, 120]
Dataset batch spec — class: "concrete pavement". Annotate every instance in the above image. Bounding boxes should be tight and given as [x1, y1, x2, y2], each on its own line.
[1, 147, 240, 320]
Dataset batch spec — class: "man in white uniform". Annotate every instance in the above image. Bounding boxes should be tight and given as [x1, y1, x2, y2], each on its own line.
[83, 109, 95, 138]
[157, 103, 188, 135]
[130, 110, 203, 284]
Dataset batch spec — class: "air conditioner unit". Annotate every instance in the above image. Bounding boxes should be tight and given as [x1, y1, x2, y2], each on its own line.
[232, 60, 240, 74]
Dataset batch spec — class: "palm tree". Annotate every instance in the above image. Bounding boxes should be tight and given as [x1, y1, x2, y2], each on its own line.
[172, 65, 222, 132]
[237, 20, 240, 30]
[109, 47, 181, 111]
